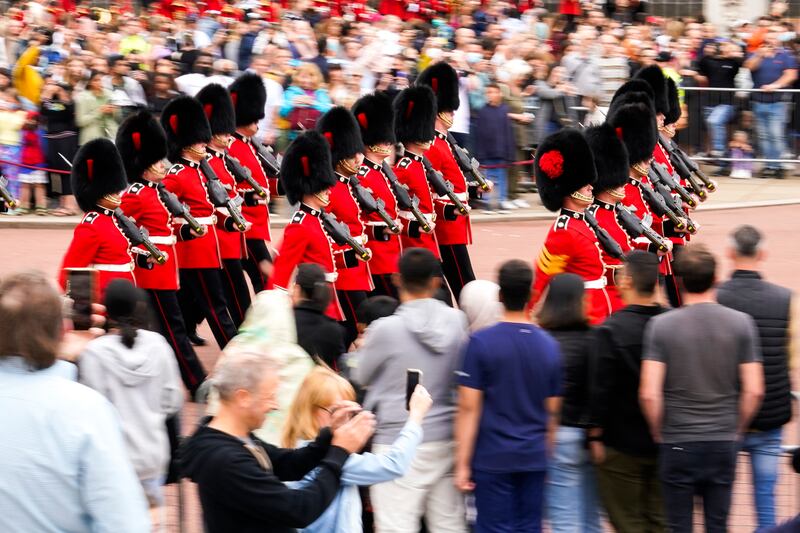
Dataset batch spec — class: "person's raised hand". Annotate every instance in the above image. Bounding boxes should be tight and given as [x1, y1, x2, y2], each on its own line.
[60, 303, 106, 362]
[408, 385, 433, 425]
[329, 400, 362, 431]
[332, 411, 376, 453]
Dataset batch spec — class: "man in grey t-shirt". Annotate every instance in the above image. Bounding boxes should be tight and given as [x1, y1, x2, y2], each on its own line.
[640, 245, 764, 533]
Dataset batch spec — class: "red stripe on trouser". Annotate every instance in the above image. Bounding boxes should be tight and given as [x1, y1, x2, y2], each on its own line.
[382, 276, 392, 295]
[197, 272, 231, 344]
[247, 242, 268, 287]
[342, 291, 358, 325]
[152, 291, 198, 387]
[224, 264, 244, 319]
[449, 246, 465, 288]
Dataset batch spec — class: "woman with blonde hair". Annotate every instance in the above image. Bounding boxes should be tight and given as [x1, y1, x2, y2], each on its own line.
[279, 62, 332, 143]
[283, 366, 432, 533]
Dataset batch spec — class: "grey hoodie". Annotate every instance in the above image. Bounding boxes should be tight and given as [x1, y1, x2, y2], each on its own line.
[354, 298, 468, 445]
[79, 330, 184, 480]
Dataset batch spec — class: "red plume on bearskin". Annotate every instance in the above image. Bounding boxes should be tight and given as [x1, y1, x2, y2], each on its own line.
[116, 111, 168, 184]
[584, 123, 630, 194]
[280, 131, 336, 205]
[197, 83, 236, 136]
[416, 62, 460, 112]
[352, 92, 396, 146]
[393, 85, 436, 144]
[316, 106, 364, 164]
[160, 96, 212, 162]
[71, 138, 127, 213]
[228, 72, 266, 126]
[534, 128, 597, 212]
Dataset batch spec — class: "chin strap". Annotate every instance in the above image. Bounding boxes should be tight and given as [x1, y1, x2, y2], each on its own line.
[570, 190, 593, 203]
[438, 112, 453, 128]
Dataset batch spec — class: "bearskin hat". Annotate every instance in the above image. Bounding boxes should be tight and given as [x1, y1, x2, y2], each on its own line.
[280, 131, 336, 205]
[228, 72, 266, 126]
[416, 61, 460, 113]
[116, 111, 167, 184]
[71, 138, 128, 212]
[608, 79, 655, 117]
[196, 83, 236, 136]
[316, 106, 365, 164]
[352, 92, 396, 146]
[393, 86, 436, 144]
[535, 128, 597, 212]
[607, 101, 658, 166]
[584, 123, 629, 194]
[160, 96, 212, 162]
[634, 65, 669, 115]
[664, 77, 681, 126]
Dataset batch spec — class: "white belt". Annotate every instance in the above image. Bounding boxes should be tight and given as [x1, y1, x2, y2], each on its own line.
[436, 192, 469, 202]
[584, 277, 607, 290]
[89, 262, 134, 273]
[215, 207, 230, 217]
[175, 215, 216, 225]
[325, 272, 338, 283]
[352, 234, 368, 245]
[149, 235, 177, 245]
[365, 219, 400, 227]
[398, 210, 435, 223]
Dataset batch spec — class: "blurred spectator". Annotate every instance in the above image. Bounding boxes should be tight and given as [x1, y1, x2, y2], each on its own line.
[248, 54, 285, 146]
[592, 251, 667, 532]
[596, 34, 629, 107]
[455, 260, 561, 532]
[537, 273, 602, 532]
[174, 52, 214, 97]
[0, 271, 150, 532]
[503, 69, 533, 207]
[696, 41, 743, 160]
[458, 279, 502, 333]
[40, 79, 78, 215]
[641, 245, 765, 533]
[0, 88, 26, 211]
[181, 350, 375, 533]
[283, 366, 432, 533]
[717, 226, 796, 531]
[292, 263, 347, 370]
[147, 73, 180, 117]
[729, 130, 755, 179]
[561, 36, 600, 110]
[105, 55, 147, 119]
[79, 280, 183, 516]
[355, 296, 400, 336]
[353, 248, 468, 532]
[474, 83, 516, 213]
[533, 65, 577, 142]
[279, 63, 332, 143]
[75, 70, 121, 144]
[17, 111, 47, 214]
[744, 25, 798, 178]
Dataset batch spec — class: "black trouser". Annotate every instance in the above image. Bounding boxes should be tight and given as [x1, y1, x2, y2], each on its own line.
[370, 273, 399, 300]
[662, 244, 684, 309]
[336, 289, 368, 348]
[242, 239, 271, 293]
[147, 289, 207, 394]
[221, 258, 252, 327]
[177, 268, 237, 349]
[659, 441, 738, 533]
[439, 243, 476, 304]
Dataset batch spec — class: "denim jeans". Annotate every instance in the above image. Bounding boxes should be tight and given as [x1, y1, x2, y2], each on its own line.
[482, 159, 508, 209]
[741, 428, 783, 531]
[473, 469, 546, 533]
[703, 104, 734, 153]
[545, 426, 602, 533]
[752, 101, 787, 170]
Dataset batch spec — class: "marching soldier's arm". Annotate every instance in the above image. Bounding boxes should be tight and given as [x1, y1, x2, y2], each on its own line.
[271, 222, 310, 291]
[529, 226, 572, 314]
[58, 223, 101, 290]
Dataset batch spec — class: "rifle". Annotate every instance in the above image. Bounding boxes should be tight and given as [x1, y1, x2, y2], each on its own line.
[650, 162, 697, 209]
[321, 211, 371, 260]
[198, 158, 248, 232]
[113, 208, 167, 264]
[659, 133, 716, 192]
[663, 144, 708, 201]
[348, 174, 400, 233]
[381, 161, 433, 233]
[156, 183, 205, 236]
[584, 208, 624, 260]
[636, 179, 689, 234]
[421, 156, 469, 216]
[224, 154, 268, 199]
[615, 203, 670, 253]
[0, 175, 18, 209]
[648, 176, 698, 235]
[445, 132, 491, 192]
[252, 141, 281, 179]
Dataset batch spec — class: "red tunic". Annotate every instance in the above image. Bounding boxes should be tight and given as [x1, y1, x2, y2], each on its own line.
[58, 209, 136, 299]
[228, 133, 275, 242]
[359, 159, 402, 275]
[622, 174, 673, 275]
[120, 181, 179, 291]
[394, 152, 439, 259]
[426, 132, 472, 246]
[654, 141, 689, 246]
[162, 160, 222, 270]
[530, 209, 611, 325]
[587, 201, 633, 312]
[327, 174, 374, 292]
[271, 204, 344, 321]
[207, 148, 246, 260]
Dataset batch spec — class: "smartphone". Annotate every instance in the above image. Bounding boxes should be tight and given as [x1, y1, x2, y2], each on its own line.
[406, 369, 423, 410]
[65, 268, 97, 331]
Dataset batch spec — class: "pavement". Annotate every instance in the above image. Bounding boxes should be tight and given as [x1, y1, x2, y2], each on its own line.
[3, 175, 800, 230]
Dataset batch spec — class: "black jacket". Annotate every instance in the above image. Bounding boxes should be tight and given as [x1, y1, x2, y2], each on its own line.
[594, 304, 667, 456]
[180, 424, 349, 533]
[295, 304, 347, 369]
[547, 326, 595, 428]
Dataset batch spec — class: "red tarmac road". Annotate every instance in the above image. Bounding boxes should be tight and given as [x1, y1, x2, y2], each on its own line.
[2, 205, 798, 531]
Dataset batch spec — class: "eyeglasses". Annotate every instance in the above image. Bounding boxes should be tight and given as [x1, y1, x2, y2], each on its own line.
[315, 405, 334, 414]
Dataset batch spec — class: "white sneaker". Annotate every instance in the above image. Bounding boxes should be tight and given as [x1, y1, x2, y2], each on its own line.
[512, 198, 530, 208]
[500, 200, 517, 211]
[729, 168, 752, 179]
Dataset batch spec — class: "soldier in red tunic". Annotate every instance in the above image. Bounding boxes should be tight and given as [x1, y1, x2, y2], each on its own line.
[271, 131, 345, 322]
[392, 86, 439, 259]
[416, 62, 475, 302]
[352, 91, 403, 299]
[116, 111, 208, 394]
[530, 129, 612, 325]
[317, 106, 376, 345]
[59, 139, 153, 300]
[160, 96, 238, 349]
[196, 83, 252, 327]
[227, 73, 276, 293]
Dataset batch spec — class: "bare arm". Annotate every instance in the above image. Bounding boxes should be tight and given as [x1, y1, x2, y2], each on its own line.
[454, 386, 483, 492]
[744, 50, 763, 71]
[639, 360, 666, 443]
[545, 396, 562, 455]
[769, 68, 798, 89]
[737, 361, 765, 436]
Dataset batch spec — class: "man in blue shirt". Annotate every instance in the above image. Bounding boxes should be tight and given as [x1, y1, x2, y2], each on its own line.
[455, 259, 562, 533]
[744, 25, 798, 178]
[0, 271, 150, 533]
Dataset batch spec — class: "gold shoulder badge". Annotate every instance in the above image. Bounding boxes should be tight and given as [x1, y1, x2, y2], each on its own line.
[536, 245, 568, 276]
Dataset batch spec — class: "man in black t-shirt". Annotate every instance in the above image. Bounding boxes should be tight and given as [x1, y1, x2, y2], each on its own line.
[695, 41, 744, 160]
